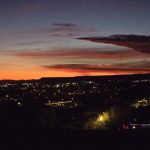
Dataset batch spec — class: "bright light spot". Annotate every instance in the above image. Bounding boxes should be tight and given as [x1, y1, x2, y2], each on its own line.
[17, 102, 21, 106]
[56, 84, 59, 88]
[99, 116, 103, 121]
[133, 126, 136, 129]
[97, 112, 110, 123]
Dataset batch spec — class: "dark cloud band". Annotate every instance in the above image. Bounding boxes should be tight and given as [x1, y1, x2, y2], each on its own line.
[42, 64, 150, 74]
[77, 35, 150, 53]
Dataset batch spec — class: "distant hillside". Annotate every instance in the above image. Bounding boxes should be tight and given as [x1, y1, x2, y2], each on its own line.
[40, 73, 150, 83]
[0, 73, 149, 83]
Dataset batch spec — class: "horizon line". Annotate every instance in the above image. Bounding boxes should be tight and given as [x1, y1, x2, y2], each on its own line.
[0, 73, 149, 81]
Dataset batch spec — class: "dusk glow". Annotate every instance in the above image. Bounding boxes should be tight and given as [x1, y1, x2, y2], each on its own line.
[0, 0, 150, 79]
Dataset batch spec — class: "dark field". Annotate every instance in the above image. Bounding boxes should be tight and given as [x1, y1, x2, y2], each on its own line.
[1, 128, 150, 150]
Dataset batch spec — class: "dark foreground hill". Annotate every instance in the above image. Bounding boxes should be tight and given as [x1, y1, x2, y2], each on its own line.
[0, 128, 150, 150]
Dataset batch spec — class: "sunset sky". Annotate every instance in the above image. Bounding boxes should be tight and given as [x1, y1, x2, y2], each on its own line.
[0, 0, 150, 79]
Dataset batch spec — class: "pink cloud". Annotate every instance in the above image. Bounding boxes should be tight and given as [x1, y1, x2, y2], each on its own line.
[14, 48, 148, 60]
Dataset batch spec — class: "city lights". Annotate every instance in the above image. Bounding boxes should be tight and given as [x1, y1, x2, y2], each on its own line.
[0, 74, 149, 130]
